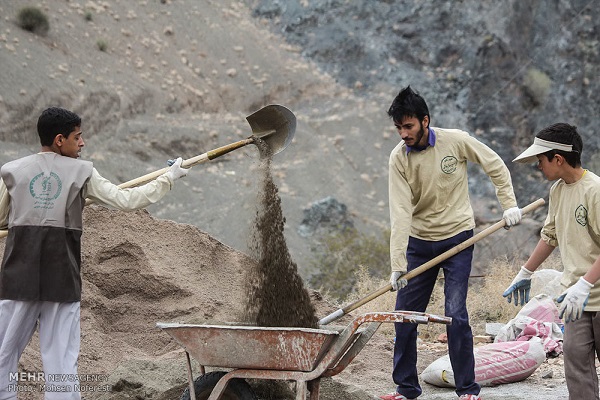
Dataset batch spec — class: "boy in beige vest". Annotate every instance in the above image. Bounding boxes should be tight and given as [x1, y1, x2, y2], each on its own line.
[0, 107, 188, 399]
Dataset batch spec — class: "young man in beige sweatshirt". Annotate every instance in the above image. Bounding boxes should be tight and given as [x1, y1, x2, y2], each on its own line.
[381, 86, 521, 400]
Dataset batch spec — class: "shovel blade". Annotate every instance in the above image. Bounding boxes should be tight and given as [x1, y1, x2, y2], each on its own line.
[246, 104, 296, 156]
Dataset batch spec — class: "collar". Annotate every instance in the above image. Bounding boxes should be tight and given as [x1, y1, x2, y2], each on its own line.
[406, 128, 436, 154]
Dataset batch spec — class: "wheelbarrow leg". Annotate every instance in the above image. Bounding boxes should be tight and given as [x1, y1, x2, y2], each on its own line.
[184, 350, 206, 399]
[185, 351, 197, 400]
[296, 379, 320, 400]
[296, 381, 308, 400]
[308, 379, 321, 400]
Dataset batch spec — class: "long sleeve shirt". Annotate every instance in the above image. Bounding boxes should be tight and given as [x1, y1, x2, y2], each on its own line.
[389, 127, 517, 272]
[541, 170, 600, 310]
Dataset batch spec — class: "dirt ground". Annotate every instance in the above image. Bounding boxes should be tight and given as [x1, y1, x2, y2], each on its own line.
[0, 205, 571, 399]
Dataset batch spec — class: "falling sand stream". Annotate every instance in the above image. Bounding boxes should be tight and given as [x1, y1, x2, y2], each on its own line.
[243, 138, 318, 328]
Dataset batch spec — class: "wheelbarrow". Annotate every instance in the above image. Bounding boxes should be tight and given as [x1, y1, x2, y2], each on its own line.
[157, 311, 451, 400]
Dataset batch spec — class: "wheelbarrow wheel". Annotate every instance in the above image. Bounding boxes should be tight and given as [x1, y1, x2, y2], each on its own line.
[180, 371, 257, 400]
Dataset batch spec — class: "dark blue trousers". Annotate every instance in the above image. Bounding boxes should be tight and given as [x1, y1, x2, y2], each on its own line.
[393, 230, 480, 398]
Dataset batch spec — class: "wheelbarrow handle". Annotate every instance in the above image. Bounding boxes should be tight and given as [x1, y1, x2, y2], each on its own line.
[318, 198, 546, 326]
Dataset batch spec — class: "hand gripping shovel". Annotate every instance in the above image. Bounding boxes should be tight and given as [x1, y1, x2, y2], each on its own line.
[318, 198, 546, 326]
[0, 104, 296, 239]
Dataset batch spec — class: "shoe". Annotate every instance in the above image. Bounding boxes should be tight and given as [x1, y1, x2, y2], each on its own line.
[379, 393, 415, 400]
[459, 395, 481, 400]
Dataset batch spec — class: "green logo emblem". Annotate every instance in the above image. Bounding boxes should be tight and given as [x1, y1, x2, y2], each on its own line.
[441, 156, 458, 174]
[29, 172, 62, 209]
[575, 204, 587, 227]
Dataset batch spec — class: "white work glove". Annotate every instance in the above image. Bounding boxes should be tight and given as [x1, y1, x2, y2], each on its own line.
[502, 266, 533, 306]
[390, 271, 408, 291]
[503, 206, 522, 227]
[556, 277, 593, 323]
[165, 157, 189, 181]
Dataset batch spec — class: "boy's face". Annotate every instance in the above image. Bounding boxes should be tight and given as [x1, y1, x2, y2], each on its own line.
[536, 154, 560, 181]
[57, 127, 84, 159]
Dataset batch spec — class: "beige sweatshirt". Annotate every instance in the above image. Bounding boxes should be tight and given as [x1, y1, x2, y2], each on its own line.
[541, 170, 600, 310]
[389, 127, 517, 272]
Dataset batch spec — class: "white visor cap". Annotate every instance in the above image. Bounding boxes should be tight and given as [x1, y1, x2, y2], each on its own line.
[513, 137, 574, 163]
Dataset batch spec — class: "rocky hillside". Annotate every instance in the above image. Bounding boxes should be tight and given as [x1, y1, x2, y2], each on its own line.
[247, 0, 600, 189]
[1, 0, 598, 280]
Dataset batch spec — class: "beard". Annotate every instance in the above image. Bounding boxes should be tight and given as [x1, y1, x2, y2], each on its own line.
[409, 123, 426, 148]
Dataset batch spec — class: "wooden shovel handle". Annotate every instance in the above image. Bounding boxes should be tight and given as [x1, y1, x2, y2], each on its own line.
[117, 138, 253, 189]
[319, 198, 546, 325]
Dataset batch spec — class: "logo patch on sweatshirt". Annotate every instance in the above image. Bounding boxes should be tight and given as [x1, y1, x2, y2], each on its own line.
[575, 204, 587, 227]
[441, 156, 458, 174]
[29, 172, 62, 209]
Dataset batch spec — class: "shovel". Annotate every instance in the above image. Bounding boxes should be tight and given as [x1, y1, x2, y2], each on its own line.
[0, 104, 296, 239]
[318, 198, 546, 326]
[112, 104, 296, 189]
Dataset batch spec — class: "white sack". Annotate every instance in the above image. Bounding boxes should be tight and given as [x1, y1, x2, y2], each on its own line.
[421, 338, 546, 388]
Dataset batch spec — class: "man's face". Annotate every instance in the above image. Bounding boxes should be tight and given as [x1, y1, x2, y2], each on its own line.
[58, 127, 84, 159]
[394, 116, 429, 147]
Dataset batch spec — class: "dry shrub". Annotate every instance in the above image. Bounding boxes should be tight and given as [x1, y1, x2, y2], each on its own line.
[523, 67, 552, 106]
[308, 230, 389, 301]
[416, 258, 523, 340]
[465, 258, 523, 336]
[342, 265, 398, 335]
[17, 7, 49, 36]
[470, 254, 563, 327]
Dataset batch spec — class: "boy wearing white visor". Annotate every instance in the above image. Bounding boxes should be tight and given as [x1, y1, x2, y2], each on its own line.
[504, 122, 600, 399]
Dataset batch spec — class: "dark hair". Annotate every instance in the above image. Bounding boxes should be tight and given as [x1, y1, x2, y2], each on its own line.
[387, 86, 430, 125]
[536, 123, 582, 168]
[37, 107, 81, 146]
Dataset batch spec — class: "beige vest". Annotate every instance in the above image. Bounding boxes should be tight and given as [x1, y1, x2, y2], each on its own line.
[0, 153, 93, 301]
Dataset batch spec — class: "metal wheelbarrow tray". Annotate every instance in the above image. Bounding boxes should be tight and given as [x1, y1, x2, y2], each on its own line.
[157, 311, 451, 400]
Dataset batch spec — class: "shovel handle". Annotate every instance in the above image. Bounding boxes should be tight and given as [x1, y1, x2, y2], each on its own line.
[117, 138, 254, 189]
[318, 198, 546, 325]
